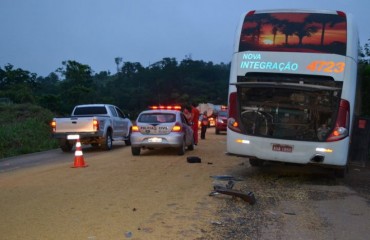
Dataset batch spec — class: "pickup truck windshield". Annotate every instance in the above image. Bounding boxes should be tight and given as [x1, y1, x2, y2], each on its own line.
[73, 106, 108, 115]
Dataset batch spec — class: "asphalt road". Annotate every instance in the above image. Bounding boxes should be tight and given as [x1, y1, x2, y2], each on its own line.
[0, 144, 116, 173]
[1, 132, 370, 240]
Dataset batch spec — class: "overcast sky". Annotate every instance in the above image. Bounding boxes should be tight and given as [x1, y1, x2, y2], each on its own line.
[1, 0, 369, 77]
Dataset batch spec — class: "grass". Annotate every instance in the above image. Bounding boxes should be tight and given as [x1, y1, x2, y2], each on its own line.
[0, 103, 58, 159]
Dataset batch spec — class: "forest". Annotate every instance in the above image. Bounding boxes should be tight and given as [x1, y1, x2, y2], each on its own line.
[0, 57, 230, 117]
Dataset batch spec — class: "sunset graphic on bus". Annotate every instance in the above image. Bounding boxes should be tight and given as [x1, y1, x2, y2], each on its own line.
[239, 12, 347, 55]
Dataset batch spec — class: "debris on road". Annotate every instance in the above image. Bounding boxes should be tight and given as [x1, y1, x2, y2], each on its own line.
[210, 175, 243, 181]
[209, 178, 256, 205]
[187, 156, 201, 163]
[124, 231, 132, 238]
[210, 221, 223, 226]
[212, 186, 256, 205]
[212, 180, 235, 190]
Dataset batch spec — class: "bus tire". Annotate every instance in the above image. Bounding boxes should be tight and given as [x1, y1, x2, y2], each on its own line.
[249, 158, 262, 167]
[334, 166, 347, 178]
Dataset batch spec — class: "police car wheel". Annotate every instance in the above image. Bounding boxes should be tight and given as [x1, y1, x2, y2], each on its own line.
[131, 147, 141, 156]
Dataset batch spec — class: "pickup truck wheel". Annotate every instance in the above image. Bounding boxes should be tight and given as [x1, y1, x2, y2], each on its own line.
[60, 140, 73, 152]
[131, 147, 141, 156]
[124, 129, 132, 146]
[102, 131, 113, 150]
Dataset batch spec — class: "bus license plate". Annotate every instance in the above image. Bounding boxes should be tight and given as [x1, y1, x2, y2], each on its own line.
[272, 144, 293, 153]
[148, 137, 162, 143]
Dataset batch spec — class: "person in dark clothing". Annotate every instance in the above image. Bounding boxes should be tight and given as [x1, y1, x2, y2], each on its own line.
[200, 111, 208, 140]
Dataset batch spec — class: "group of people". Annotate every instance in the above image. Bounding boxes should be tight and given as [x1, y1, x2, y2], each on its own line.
[183, 103, 209, 145]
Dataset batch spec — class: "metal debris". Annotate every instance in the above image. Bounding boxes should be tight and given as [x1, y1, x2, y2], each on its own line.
[210, 175, 243, 181]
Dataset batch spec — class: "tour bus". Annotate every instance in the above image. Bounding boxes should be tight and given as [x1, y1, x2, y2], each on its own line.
[226, 9, 360, 176]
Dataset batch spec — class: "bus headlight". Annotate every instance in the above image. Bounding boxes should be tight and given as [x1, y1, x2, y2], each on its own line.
[227, 118, 241, 133]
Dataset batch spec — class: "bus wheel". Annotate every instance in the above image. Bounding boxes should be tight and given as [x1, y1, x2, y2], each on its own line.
[334, 166, 348, 178]
[249, 158, 263, 167]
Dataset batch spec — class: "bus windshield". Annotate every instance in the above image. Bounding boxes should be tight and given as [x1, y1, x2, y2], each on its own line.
[239, 12, 347, 55]
[237, 73, 343, 141]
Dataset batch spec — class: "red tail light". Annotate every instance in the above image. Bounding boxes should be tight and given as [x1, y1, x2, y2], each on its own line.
[172, 122, 182, 132]
[93, 119, 99, 131]
[326, 99, 350, 142]
[227, 92, 241, 133]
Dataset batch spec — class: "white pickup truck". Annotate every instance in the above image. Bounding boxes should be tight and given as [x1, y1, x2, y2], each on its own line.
[51, 104, 132, 152]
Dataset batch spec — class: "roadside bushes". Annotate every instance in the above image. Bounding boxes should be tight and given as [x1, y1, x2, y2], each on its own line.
[0, 103, 58, 159]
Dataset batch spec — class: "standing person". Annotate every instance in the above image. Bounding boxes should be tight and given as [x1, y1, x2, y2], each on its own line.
[183, 105, 192, 123]
[190, 103, 200, 145]
[200, 111, 209, 140]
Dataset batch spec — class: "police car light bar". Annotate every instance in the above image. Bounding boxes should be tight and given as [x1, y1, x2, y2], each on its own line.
[149, 105, 181, 110]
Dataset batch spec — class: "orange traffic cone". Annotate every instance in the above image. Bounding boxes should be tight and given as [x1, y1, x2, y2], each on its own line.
[72, 138, 88, 168]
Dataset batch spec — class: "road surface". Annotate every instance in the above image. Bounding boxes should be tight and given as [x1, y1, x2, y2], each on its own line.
[0, 131, 369, 239]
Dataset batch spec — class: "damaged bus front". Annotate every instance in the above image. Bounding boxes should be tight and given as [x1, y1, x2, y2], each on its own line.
[226, 9, 360, 176]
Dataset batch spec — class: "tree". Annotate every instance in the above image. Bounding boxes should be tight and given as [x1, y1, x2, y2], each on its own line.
[242, 13, 273, 45]
[293, 22, 319, 45]
[280, 20, 296, 45]
[0, 64, 37, 103]
[359, 39, 370, 116]
[1, 57, 230, 117]
[114, 57, 122, 73]
[305, 14, 345, 46]
[57, 60, 95, 113]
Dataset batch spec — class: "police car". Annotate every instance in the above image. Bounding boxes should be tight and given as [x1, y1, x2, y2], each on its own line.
[130, 106, 194, 155]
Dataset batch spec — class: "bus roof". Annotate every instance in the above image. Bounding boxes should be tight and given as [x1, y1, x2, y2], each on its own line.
[247, 9, 346, 15]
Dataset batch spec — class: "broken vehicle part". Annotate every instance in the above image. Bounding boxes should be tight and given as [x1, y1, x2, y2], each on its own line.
[211, 186, 256, 205]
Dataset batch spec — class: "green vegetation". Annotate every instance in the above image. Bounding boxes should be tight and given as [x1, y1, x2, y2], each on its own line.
[0, 103, 58, 159]
[1, 58, 230, 118]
